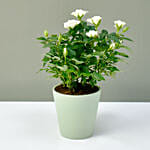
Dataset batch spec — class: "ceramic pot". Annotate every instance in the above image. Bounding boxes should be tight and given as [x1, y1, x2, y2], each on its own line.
[53, 84, 101, 139]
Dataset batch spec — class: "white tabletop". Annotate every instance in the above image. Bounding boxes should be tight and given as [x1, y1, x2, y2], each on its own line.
[0, 102, 149, 150]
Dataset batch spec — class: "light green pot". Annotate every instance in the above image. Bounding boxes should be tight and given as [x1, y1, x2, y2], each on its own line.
[53, 85, 101, 139]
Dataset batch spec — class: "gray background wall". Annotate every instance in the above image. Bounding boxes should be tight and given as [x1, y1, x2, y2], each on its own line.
[0, 0, 149, 102]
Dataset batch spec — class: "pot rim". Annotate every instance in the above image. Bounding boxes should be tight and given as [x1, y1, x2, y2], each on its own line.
[53, 83, 101, 97]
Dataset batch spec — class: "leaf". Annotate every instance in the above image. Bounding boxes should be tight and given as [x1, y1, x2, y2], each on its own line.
[80, 72, 91, 77]
[107, 66, 119, 72]
[85, 25, 95, 31]
[71, 58, 84, 64]
[43, 62, 46, 67]
[52, 74, 59, 78]
[56, 65, 68, 71]
[89, 78, 96, 87]
[51, 34, 58, 38]
[70, 63, 79, 70]
[93, 51, 104, 56]
[45, 54, 51, 58]
[37, 37, 46, 40]
[101, 29, 108, 34]
[99, 30, 108, 39]
[67, 48, 76, 57]
[92, 72, 105, 81]
[120, 45, 131, 51]
[81, 66, 89, 74]
[48, 37, 57, 41]
[40, 41, 46, 44]
[42, 56, 50, 62]
[117, 52, 129, 58]
[53, 56, 60, 60]
[121, 37, 133, 42]
[88, 56, 97, 65]
[122, 26, 129, 33]
[109, 32, 116, 36]
[111, 36, 120, 42]
[42, 43, 51, 48]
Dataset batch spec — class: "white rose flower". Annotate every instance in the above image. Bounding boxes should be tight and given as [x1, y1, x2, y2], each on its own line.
[114, 20, 126, 28]
[71, 9, 88, 18]
[110, 42, 116, 49]
[87, 16, 102, 25]
[86, 30, 98, 37]
[64, 20, 80, 29]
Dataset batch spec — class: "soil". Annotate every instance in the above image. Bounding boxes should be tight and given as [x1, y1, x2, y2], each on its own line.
[55, 84, 99, 95]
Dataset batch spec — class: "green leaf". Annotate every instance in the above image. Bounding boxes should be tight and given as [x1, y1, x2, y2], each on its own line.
[51, 34, 58, 38]
[71, 58, 84, 64]
[88, 56, 97, 65]
[89, 78, 96, 87]
[93, 51, 104, 56]
[37, 37, 46, 40]
[121, 37, 133, 42]
[48, 37, 57, 41]
[117, 52, 129, 58]
[45, 54, 51, 58]
[99, 30, 108, 40]
[53, 56, 60, 60]
[42, 56, 50, 62]
[122, 26, 129, 33]
[92, 72, 105, 81]
[81, 66, 89, 74]
[42, 43, 51, 48]
[56, 65, 68, 71]
[107, 33, 120, 43]
[101, 29, 108, 35]
[42, 62, 46, 67]
[80, 72, 91, 77]
[40, 41, 46, 44]
[70, 63, 79, 70]
[52, 74, 59, 78]
[67, 48, 76, 57]
[107, 66, 119, 72]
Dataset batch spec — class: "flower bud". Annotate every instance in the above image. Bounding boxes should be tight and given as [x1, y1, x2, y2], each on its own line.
[110, 42, 116, 49]
[58, 33, 62, 44]
[44, 30, 48, 37]
[63, 47, 68, 58]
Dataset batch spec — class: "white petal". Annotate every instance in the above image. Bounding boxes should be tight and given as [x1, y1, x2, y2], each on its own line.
[87, 18, 93, 24]
[71, 9, 88, 17]
[87, 16, 102, 25]
[64, 20, 80, 29]
[86, 30, 98, 37]
[114, 20, 126, 27]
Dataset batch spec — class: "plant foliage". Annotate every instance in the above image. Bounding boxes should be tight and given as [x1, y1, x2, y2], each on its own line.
[37, 9, 132, 92]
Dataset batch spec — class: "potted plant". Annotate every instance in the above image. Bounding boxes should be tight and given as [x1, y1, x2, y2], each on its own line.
[37, 9, 132, 139]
